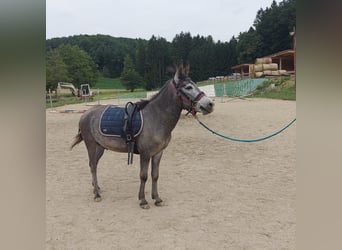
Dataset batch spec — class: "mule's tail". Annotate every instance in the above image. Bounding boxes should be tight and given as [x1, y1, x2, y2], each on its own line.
[70, 129, 83, 150]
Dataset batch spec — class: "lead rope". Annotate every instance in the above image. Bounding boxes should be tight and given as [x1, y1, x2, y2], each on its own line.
[195, 116, 296, 143]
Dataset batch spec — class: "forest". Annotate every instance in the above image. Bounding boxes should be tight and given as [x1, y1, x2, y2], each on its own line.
[46, 0, 295, 91]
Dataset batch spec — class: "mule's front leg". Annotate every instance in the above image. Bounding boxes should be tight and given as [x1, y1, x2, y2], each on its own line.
[151, 151, 163, 206]
[139, 154, 150, 209]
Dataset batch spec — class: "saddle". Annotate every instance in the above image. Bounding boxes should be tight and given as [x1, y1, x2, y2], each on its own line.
[123, 102, 140, 165]
[99, 102, 143, 165]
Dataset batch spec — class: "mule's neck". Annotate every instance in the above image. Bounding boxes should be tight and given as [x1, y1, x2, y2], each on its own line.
[146, 80, 183, 134]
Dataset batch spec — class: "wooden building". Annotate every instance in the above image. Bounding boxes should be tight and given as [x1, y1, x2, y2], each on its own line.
[231, 49, 295, 79]
[231, 64, 254, 79]
[267, 49, 295, 74]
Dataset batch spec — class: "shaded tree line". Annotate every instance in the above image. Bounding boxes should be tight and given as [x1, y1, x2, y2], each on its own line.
[46, 44, 98, 91]
[46, 0, 295, 91]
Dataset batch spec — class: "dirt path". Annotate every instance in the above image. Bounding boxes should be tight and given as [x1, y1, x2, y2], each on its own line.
[46, 97, 296, 249]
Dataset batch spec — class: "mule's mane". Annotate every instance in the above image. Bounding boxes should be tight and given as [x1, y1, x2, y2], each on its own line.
[134, 99, 150, 110]
[134, 68, 190, 110]
[134, 80, 172, 110]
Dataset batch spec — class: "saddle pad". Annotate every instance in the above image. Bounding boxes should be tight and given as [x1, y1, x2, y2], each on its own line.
[99, 105, 143, 137]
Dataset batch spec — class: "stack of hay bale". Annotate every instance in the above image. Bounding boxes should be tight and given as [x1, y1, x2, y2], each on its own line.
[253, 57, 287, 78]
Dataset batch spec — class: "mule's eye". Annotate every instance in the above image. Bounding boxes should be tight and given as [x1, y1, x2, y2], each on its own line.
[185, 85, 193, 90]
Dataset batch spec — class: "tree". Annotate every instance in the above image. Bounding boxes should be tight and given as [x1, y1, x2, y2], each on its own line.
[45, 0, 295, 86]
[46, 49, 71, 91]
[135, 41, 147, 77]
[144, 36, 172, 90]
[120, 55, 144, 92]
[172, 32, 193, 63]
[254, 0, 296, 56]
[236, 27, 260, 63]
[46, 35, 144, 78]
[56, 44, 99, 88]
[188, 35, 215, 81]
[226, 36, 238, 74]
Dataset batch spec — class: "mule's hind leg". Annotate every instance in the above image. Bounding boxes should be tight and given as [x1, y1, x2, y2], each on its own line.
[151, 151, 163, 206]
[86, 141, 105, 201]
[138, 154, 150, 209]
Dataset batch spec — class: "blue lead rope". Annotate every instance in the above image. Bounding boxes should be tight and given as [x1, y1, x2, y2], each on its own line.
[195, 117, 296, 143]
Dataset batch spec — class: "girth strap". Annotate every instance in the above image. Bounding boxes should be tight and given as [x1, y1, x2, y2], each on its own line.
[123, 102, 139, 165]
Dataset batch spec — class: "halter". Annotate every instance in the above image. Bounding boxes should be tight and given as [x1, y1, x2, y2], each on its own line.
[170, 79, 205, 116]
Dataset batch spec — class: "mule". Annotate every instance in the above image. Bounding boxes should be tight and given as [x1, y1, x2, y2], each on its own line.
[71, 64, 214, 208]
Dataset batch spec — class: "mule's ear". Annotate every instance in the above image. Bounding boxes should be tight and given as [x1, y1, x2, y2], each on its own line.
[174, 64, 184, 85]
[178, 63, 184, 75]
[185, 64, 190, 76]
[174, 66, 180, 85]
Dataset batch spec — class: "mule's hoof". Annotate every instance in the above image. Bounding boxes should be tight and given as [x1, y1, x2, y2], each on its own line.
[140, 203, 150, 209]
[140, 199, 150, 209]
[94, 196, 102, 202]
[155, 200, 164, 207]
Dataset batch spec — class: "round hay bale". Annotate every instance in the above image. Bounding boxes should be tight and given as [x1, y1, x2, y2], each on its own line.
[254, 64, 263, 72]
[255, 72, 264, 78]
[263, 63, 278, 71]
[263, 70, 272, 76]
[255, 57, 272, 64]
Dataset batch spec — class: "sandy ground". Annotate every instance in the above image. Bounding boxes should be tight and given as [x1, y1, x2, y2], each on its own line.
[46, 97, 296, 250]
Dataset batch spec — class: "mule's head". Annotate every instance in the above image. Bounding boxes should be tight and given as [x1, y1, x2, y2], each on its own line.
[172, 64, 214, 116]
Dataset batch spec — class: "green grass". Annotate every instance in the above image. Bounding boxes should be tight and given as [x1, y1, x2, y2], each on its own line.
[250, 85, 296, 100]
[47, 76, 296, 109]
[46, 76, 147, 108]
[249, 76, 296, 100]
[94, 77, 125, 89]
[46, 89, 147, 108]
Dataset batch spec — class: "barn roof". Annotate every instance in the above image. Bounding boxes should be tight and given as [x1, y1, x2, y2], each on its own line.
[231, 63, 253, 70]
[265, 49, 295, 59]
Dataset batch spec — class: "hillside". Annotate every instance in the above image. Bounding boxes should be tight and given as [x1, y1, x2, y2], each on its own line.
[250, 76, 296, 100]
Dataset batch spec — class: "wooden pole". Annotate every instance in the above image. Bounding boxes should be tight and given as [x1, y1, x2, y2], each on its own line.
[49, 88, 53, 109]
[292, 27, 296, 86]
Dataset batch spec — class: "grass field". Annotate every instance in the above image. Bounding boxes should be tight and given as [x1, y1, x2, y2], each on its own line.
[250, 85, 296, 100]
[249, 76, 296, 100]
[94, 77, 125, 89]
[47, 76, 296, 108]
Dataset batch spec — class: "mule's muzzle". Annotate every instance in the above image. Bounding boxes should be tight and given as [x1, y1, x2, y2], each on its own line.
[197, 96, 214, 115]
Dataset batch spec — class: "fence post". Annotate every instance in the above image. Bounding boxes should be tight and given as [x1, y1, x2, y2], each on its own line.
[49, 88, 53, 109]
